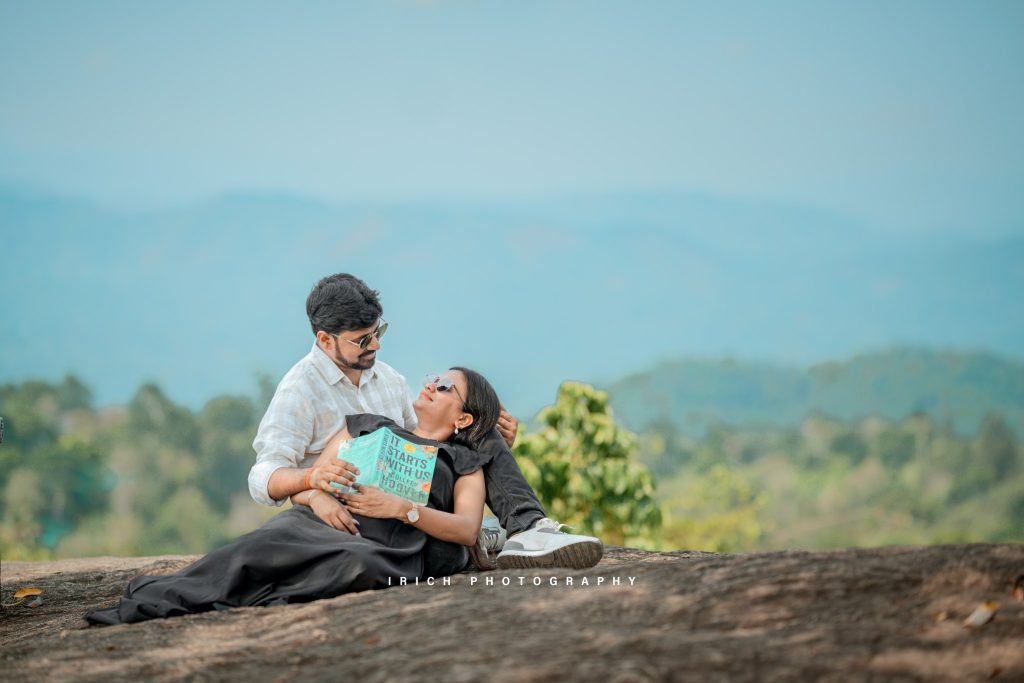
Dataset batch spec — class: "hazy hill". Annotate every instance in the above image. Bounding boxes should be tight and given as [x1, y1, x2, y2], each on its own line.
[2, 186, 1022, 416]
[606, 348, 1024, 436]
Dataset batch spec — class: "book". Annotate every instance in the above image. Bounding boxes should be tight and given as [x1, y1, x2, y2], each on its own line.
[329, 427, 438, 505]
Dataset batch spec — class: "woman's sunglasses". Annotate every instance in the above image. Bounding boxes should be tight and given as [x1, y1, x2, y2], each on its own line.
[423, 374, 466, 407]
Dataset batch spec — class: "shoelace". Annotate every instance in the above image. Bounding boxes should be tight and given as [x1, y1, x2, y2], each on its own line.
[479, 526, 505, 552]
[533, 517, 569, 533]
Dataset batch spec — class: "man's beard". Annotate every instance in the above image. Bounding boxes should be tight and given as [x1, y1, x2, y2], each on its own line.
[336, 349, 376, 371]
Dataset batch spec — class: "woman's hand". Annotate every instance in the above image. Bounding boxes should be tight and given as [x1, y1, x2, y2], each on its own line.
[309, 490, 361, 535]
[338, 485, 407, 521]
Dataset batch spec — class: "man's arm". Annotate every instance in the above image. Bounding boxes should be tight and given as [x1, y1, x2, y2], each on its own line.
[266, 467, 316, 502]
[497, 406, 519, 449]
[397, 373, 418, 431]
[248, 388, 316, 506]
[287, 426, 359, 504]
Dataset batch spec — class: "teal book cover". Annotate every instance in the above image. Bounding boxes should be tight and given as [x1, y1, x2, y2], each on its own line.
[330, 428, 438, 505]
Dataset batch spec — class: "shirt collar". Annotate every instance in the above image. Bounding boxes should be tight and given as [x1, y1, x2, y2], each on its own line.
[310, 342, 378, 388]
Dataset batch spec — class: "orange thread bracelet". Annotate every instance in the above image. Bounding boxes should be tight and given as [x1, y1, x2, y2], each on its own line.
[304, 467, 316, 490]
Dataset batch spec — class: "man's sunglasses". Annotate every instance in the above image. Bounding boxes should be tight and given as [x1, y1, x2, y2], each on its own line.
[335, 319, 388, 350]
[423, 374, 466, 407]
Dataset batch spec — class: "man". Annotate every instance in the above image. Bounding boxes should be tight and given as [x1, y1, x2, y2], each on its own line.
[249, 273, 603, 570]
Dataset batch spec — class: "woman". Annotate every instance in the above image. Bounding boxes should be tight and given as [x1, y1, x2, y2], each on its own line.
[86, 367, 500, 626]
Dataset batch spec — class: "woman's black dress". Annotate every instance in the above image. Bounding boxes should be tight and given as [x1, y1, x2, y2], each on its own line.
[85, 415, 490, 625]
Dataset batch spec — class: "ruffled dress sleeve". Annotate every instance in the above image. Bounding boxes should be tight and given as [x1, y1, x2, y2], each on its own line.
[438, 440, 493, 476]
[344, 413, 398, 437]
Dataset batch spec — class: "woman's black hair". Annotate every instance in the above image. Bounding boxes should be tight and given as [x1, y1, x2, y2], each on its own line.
[448, 367, 501, 450]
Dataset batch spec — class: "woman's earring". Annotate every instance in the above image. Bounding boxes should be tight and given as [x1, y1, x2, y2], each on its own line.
[454, 426, 460, 435]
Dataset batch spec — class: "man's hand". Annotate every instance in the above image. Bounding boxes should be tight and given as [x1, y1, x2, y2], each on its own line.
[339, 485, 407, 520]
[497, 406, 519, 449]
[307, 460, 360, 493]
[308, 490, 361, 535]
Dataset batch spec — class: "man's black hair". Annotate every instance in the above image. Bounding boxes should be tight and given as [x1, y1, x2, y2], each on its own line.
[449, 367, 501, 451]
[306, 273, 383, 336]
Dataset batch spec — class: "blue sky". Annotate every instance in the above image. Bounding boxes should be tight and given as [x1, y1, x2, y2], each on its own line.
[2, 2, 1023, 412]
[2, 1, 1022, 233]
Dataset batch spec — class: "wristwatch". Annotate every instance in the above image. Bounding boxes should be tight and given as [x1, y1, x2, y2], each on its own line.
[404, 503, 420, 524]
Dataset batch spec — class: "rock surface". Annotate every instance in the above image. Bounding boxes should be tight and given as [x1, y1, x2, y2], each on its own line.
[2, 544, 1023, 682]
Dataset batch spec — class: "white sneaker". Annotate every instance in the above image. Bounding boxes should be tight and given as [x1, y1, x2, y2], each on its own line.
[479, 517, 508, 553]
[495, 518, 603, 570]
[468, 517, 507, 571]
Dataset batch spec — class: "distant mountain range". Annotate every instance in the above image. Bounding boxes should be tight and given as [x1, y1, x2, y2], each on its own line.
[605, 348, 1024, 436]
[2, 185, 1022, 416]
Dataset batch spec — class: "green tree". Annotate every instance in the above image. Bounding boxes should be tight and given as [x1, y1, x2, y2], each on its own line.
[0, 469, 49, 558]
[197, 395, 258, 514]
[876, 427, 916, 469]
[0, 376, 112, 555]
[513, 382, 662, 547]
[660, 464, 765, 552]
[975, 413, 1019, 479]
[949, 413, 1020, 503]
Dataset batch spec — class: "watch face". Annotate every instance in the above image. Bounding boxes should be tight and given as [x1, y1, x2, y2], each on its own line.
[407, 506, 420, 523]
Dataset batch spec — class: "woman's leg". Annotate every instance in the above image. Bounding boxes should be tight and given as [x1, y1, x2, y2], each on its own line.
[85, 507, 422, 625]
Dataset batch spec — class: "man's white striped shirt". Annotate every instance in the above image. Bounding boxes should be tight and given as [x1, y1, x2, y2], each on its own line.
[248, 343, 416, 506]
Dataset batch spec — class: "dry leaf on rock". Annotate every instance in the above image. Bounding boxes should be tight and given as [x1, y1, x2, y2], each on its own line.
[13, 587, 43, 599]
[962, 601, 998, 628]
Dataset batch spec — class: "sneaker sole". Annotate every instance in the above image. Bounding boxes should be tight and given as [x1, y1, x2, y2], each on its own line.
[495, 540, 603, 570]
